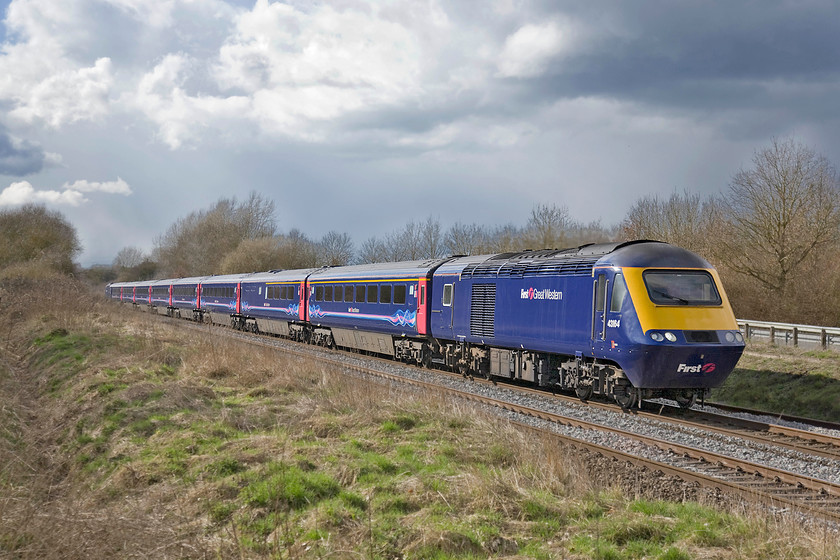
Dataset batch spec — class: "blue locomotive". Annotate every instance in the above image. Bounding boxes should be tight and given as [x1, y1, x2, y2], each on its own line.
[107, 240, 744, 408]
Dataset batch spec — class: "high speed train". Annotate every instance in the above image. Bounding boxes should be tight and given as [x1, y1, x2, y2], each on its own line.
[108, 240, 745, 408]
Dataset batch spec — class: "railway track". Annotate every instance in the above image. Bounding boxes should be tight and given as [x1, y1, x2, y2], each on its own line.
[501, 383, 840, 462]
[149, 312, 840, 524]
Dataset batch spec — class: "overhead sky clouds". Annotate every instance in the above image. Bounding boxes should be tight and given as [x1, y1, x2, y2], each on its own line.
[0, 0, 838, 265]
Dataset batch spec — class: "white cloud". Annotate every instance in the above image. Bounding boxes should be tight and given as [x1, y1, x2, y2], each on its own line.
[497, 20, 574, 78]
[0, 181, 86, 206]
[211, 1, 425, 136]
[129, 53, 250, 148]
[6, 58, 114, 127]
[0, 176, 133, 207]
[62, 177, 132, 195]
[103, 0, 178, 28]
[0, 0, 116, 127]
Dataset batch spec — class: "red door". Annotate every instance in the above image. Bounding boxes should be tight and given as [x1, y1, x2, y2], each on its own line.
[299, 280, 307, 320]
[416, 278, 429, 335]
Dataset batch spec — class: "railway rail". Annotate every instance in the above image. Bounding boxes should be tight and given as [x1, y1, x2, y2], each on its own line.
[161, 314, 840, 525]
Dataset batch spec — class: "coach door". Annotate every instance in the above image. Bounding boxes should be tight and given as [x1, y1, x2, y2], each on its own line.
[432, 282, 455, 339]
[591, 273, 608, 342]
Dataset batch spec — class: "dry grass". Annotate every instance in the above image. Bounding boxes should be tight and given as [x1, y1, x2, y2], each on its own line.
[1, 279, 839, 559]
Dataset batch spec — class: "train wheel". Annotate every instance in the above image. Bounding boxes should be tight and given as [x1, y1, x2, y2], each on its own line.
[420, 347, 432, 369]
[614, 387, 637, 410]
[575, 383, 593, 402]
[673, 390, 696, 410]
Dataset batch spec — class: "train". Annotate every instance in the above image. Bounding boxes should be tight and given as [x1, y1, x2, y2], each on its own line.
[106, 240, 745, 409]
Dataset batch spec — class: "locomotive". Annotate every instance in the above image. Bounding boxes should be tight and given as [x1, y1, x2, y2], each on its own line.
[107, 240, 745, 409]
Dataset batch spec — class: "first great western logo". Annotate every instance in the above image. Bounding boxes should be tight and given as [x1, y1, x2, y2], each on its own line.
[521, 287, 563, 301]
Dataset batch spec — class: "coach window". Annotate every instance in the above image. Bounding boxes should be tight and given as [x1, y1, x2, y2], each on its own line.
[355, 285, 365, 303]
[367, 285, 378, 303]
[442, 284, 453, 306]
[394, 285, 406, 305]
[380, 284, 392, 304]
[345, 285, 355, 303]
[314, 285, 323, 301]
[334, 285, 343, 302]
[325, 285, 333, 302]
[610, 274, 628, 313]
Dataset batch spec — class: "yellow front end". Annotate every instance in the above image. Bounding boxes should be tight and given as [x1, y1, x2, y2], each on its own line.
[621, 267, 739, 333]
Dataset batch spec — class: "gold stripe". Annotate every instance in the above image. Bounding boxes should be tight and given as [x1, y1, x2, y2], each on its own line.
[308, 278, 423, 284]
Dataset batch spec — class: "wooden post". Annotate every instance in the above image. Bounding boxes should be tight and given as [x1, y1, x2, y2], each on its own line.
[793, 327, 799, 347]
[769, 326, 775, 345]
[821, 329, 828, 349]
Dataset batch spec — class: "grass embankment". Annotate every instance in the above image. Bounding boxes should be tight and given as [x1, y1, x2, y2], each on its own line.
[1, 281, 838, 559]
[711, 343, 840, 421]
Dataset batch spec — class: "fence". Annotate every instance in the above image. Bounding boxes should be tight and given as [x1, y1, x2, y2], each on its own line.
[736, 319, 840, 351]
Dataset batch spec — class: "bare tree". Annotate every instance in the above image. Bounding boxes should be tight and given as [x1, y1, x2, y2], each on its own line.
[620, 190, 718, 255]
[155, 192, 276, 276]
[358, 236, 388, 264]
[487, 223, 525, 253]
[0, 203, 80, 275]
[524, 204, 571, 249]
[220, 230, 318, 273]
[220, 237, 285, 274]
[318, 231, 354, 266]
[445, 222, 488, 255]
[566, 219, 616, 247]
[420, 216, 444, 259]
[113, 246, 145, 270]
[718, 137, 840, 295]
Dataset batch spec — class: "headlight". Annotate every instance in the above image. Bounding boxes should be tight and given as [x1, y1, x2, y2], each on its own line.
[725, 332, 736, 343]
[664, 332, 677, 342]
[650, 332, 664, 342]
[735, 332, 744, 343]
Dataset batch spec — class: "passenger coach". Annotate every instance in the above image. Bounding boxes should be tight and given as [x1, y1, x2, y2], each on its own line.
[305, 259, 450, 363]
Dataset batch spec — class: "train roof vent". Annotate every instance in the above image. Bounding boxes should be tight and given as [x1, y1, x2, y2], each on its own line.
[461, 262, 508, 278]
[522, 258, 598, 277]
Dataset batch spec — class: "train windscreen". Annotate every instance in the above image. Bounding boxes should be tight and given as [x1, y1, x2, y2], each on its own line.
[642, 270, 721, 306]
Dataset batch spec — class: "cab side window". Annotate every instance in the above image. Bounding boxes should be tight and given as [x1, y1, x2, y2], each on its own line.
[594, 274, 606, 312]
[610, 274, 628, 313]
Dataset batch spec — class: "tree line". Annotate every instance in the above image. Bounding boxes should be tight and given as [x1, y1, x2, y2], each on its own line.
[2, 137, 839, 325]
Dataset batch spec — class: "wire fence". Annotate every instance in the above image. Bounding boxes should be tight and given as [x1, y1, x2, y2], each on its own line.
[737, 319, 840, 351]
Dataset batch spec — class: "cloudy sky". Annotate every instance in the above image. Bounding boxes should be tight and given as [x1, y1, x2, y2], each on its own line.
[1, 0, 839, 265]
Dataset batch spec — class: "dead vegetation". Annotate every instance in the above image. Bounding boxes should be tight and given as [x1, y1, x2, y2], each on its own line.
[1, 279, 839, 559]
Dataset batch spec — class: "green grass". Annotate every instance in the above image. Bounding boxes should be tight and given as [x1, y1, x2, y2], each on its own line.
[711, 343, 840, 421]
[568, 497, 750, 559]
[6, 313, 840, 559]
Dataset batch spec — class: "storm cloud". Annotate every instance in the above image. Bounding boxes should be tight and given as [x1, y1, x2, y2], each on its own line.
[0, 0, 838, 265]
[0, 126, 55, 176]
